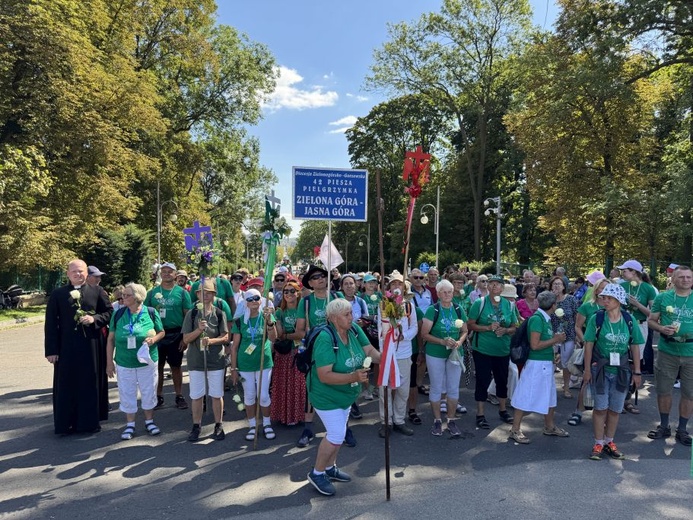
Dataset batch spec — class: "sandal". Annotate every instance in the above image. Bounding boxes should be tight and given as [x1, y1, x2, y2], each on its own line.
[563, 390, 573, 399]
[543, 426, 570, 437]
[145, 422, 161, 436]
[121, 426, 135, 440]
[476, 415, 490, 429]
[567, 413, 582, 426]
[408, 410, 422, 425]
[498, 410, 513, 424]
[245, 428, 256, 441]
[624, 402, 640, 414]
[418, 385, 430, 396]
[263, 425, 276, 440]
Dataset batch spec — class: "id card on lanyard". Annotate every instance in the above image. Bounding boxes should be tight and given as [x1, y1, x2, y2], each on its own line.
[127, 307, 144, 349]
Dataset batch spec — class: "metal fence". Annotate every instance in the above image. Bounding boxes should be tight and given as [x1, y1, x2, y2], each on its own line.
[0, 267, 63, 293]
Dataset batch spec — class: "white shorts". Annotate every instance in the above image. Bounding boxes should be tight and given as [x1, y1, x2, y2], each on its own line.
[239, 368, 272, 407]
[116, 364, 158, 414]
[314, 407, 350, 445]
[189, 369, 225, 399]
[511, 360, 557, 415]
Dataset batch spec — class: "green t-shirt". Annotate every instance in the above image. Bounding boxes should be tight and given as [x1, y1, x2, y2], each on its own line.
[144, 285, 193, 329]
[297, 293, 329, 329]
[182, 307, 228, 371]
[213, 297, 232, 322]
[190, 276, 234, 304]
[231, 314, 275, 372]
[584, 312, 645, 373]
[307, 324, 370, 410]
[527, 311, 554, 361]
[276, 307, 299, 334]
[109, 307, 164, 368]
[620, 281, 656, 322]
[363, 291, 382, 317]
[469, 296, 516, 357]
[652, 290, 693, 357]
[423, 303, 468, 359]
[577, 301, 602, 324]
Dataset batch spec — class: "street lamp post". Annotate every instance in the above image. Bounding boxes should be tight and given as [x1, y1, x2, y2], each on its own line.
[156, 180, 178, 264]
[357, 224, 370, 272]
[420, 186, 440, 269]
[484, 196, 503, 275]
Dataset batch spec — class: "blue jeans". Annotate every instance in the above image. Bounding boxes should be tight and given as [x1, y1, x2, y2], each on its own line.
[591, 367, 627, 413]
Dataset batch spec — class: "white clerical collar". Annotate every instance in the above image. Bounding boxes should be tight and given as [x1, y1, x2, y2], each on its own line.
[73, 285, 83, 289]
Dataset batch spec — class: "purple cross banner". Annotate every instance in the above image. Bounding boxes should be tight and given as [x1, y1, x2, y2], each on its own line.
[183, 220, 213, 251]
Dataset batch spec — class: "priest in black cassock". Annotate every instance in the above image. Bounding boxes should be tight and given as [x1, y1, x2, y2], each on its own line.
[45, 259, 113, 435]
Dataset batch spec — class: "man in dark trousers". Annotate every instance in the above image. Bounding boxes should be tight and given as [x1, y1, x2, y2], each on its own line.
[44, 259, 113, 435]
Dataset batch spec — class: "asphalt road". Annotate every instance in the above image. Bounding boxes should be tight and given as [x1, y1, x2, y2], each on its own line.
[0, 323, 691, 520]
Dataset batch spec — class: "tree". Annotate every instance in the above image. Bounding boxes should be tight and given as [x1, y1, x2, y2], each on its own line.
[292, 221, 328, 265]
[366, 0, 533, 260]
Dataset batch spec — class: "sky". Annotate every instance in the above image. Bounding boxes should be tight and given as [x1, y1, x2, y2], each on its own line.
[216, 0, 559, 235]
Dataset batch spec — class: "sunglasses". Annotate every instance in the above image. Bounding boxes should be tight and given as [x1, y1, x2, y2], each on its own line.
[231, 277, 243, 281]
[274, 278, 285, 282]
[283, 289, 297, 294]
[310, 274, 326, 280]
[413, 276, 424, 280]
[245, 295, 261, 302]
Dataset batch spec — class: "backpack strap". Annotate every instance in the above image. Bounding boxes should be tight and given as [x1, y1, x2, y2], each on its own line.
[622, 310, 635, 344]
[431, 301, 442, 328]
[146, 306, 157, 324]
[114, 306, 127, 328]
[595, 309, 606, 342]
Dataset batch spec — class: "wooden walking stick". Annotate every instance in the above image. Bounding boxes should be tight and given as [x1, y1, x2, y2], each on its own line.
[377, 169, 392, 501]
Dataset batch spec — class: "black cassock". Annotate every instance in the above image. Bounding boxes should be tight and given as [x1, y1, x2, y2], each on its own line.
[44, 284, 113, 434]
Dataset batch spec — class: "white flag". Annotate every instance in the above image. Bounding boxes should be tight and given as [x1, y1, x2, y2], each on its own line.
[319, 234, 344, 271]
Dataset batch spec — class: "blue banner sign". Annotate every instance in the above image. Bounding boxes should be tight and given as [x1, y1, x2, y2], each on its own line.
[292, 166, 368, 221]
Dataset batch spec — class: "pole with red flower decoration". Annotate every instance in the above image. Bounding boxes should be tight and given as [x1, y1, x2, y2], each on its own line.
[401, 146, 431, 276]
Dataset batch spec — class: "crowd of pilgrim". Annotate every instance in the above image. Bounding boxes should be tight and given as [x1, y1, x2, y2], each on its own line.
[44, 258, 693, 496]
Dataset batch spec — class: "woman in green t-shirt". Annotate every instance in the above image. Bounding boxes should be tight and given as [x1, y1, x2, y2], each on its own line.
[270, 280, 306, 426]
[583, 283, 643, 461]
[467, 275, 517, 429]
[509, 291, 569, 444]
[230, 288, 278, 442]
[306, 298, 381, 497]
[420, 279, 468, 438]
[106, 283, 165, 441]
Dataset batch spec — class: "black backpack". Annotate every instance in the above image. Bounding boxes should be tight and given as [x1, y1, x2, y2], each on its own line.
[294, 323, 358, 376]
[509, 318, 531, 365]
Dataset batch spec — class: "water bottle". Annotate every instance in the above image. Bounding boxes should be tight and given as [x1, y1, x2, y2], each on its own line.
[298, 338, 306, 354]
[583, 382, 594, 410]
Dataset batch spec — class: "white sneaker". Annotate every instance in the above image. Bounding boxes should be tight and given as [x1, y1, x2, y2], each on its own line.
[361, 389, 374, 400]
[674, 380, 681, 389]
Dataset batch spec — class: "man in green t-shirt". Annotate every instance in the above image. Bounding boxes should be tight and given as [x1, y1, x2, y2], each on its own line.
[144, 262, 193, 410]
[647, 265, 693, 446]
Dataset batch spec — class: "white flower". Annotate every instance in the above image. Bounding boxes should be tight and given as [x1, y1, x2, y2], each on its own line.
[630, 280, 638, 287]
[459, 289, 465, 297]
[146, 329, 156, 337]
[154, 292, 163, 300]
[666, 306, 675, 314]
[69, 290, 80, 300]
[555, 308, 565, 318]
[362, 356, 372, 369]
[232, 394, 242, 403]
[195, 302, 203, 311]
[494, 296, 501, 303]
[237, 403, 245, 412]
[268, 292, 274, 301]
[454, 319, 465, 328]
[371, 294, 379, 301]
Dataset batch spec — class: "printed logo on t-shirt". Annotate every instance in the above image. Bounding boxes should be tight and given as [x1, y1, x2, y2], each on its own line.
[344, 354, 364, 369]
[604, 331, 629, 345]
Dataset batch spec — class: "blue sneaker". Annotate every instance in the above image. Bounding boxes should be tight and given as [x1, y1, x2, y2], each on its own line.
[343, 427, 357, 447]
[325, 465, 351, 482]
[307, 471, 335, 496]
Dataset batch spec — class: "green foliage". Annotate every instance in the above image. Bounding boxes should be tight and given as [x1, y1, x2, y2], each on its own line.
[79, 229, 127, 292]
[292, 221, 328, 264]
[0, 0, 277, 272]
[121, 225, 155, 286]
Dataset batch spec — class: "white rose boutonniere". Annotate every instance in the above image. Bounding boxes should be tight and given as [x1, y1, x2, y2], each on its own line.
[665, 306, 675, 314]
[371, 294, 379, 301]
[555, 308, 565, 318]
[494, 296, 501, 303]
[454, 319, 465, 329]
